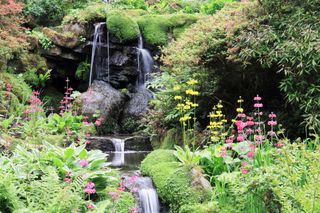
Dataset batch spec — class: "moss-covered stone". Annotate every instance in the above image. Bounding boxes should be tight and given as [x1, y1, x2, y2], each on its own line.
[160, 128, 181, 149]
[136, 14, 198, 46]
[42, 27, 79, 49]
[141, 149, 210, 212]
[107, 11, 140, 42]
[63, 2, 107, 24]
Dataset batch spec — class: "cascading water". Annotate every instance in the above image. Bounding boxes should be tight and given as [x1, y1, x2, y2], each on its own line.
[137, 36, 154, 86]
[138, 177, 160, 213]
[89, 22, 111, 86]
[111, 138, 125, 166]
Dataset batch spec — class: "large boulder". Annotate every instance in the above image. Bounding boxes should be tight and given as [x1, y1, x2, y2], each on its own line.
[123, 87, 153, 118]
[81, 80, 126, 119]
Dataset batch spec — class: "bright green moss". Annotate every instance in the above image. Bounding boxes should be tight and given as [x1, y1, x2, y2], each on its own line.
[107, 11, 140, 42]
[136, 14, 198, 46]
[160, 128, 181, 149]
[179, 203, 219, 213]
[104, 188, 135, 213]
[141, 150, 210, 212]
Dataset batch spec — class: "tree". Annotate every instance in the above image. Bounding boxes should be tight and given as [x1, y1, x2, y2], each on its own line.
[0, 0, 26, 68]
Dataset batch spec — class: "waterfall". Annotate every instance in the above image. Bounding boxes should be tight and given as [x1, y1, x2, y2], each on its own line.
[111, 138, 125, 166]
[137, 36, 154, 86]
[138, 177, 160, 213]
[89, 22, 111, 86]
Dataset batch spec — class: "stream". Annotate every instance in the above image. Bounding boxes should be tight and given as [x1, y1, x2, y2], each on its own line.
[104, 136, 168, 213]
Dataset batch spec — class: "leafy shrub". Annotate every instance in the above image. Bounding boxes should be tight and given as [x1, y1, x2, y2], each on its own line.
[112, 0, 148, 10]
[75, 61, 90, 81]
[23, 0, 65, 26]
[29, 30, 54, 50]
[107, 11, 140, 42]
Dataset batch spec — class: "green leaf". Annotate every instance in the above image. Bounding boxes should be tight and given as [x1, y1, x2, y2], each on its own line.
[79, 149, 88, 160]
[64, 148, 75, 160]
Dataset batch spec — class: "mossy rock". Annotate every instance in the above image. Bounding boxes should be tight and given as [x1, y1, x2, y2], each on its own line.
[63, 2, 107, 24]
[42, 27, 79, 49]
[141, 149, 211, 212]
[136, 14, 198, 46]
[19, 52, 47, 71]
[160, 128, 182, 149]
[107, 11, 140, 42]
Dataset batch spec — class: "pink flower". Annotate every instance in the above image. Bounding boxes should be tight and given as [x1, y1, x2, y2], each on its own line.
[254, 103, 263, 108]
[255, 135, 264, 141]
[254, 95, 262, 101]
[246, 116, 254, 121]
[276, 143, 284, 148]
[64, 177, 72, 182]
[86, 182, 95, 189]
[268, 121, 277, 126]
[246, 128, 254, 134]
[84, 182, 96, 194]
[85, 140, 91, 145]
[269, 112, 276, 118]
[240, 167, 249, 174]
[246, 121, 255, 126]
[247, 151, 255, 159]
[225, 137, 233, 143]
[237, 135, 244, 142]
[109, 191, 120, 200]
[237, 113, 246, 118]
[235, 120, 247, 131]
[85, 133, 91, 137]
[84, 188, 96, 194]
[86, 203, 95, 209]
[241, 161, 249, 167]
[79, 160, 89, 167]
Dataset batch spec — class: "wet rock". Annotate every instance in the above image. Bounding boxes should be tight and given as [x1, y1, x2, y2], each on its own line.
[124, 136, 153, 151]
[42, 27, 80, 49]
[86, 136, 115, 152]
[81, 80, 126, 119]
[123, 87, 153, 118]
[190, 167, 212, 191]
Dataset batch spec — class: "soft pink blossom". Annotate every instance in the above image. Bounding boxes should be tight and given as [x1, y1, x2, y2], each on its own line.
[79, 160, 89, 167]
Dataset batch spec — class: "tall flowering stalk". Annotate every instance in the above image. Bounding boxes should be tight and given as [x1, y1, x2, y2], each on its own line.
[208, 101, 227, 144]
[24, 91, 43, 120]
[59, 78, 74, 115]
[174, 79, 199, 146]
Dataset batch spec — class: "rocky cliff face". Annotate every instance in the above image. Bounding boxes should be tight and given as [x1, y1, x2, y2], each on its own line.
[40, 21, 157, 134]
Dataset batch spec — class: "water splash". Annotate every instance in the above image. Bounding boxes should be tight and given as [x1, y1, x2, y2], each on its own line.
[137, 36, 154, 86]
[111, 138, 125, 166]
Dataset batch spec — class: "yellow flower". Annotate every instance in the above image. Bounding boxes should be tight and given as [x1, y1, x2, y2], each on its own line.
[237, 96, 244, 103]
[187, 79, 198, 85]
[180, 115, 191, 122]
[217, 101, 223, 109]
[236, 107, 244, 113]
[183, 105, 191, 110]
[185, 100, 193, 106]
[174, 95, 182, 100]
[185, 89, 199, 96]
[191, 103, 199, 108]
[173, 85, 181, 91]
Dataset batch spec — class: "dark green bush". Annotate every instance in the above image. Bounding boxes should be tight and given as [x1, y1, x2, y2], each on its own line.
[24, 0, 65, 26]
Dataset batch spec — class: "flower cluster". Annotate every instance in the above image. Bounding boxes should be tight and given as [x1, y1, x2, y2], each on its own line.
[84, 182, 96, 194]
[79, 159, 89, 167]
[24, 91, 43, 118]
[59, 78, 74, 115]
[5, 83, 12, 96]
[208, 101, 227, 143]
